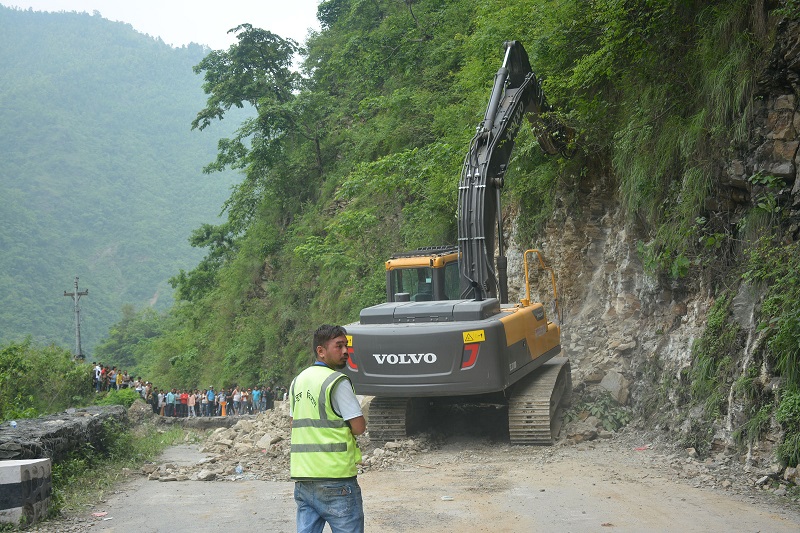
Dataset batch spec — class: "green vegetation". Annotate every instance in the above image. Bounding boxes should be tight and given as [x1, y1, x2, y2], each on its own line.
[684, 237, 800, 462]
[95, 388, 142, 408]
[776, 391, 800, 466]
[743, 238, 800, 464]
[92, 305, 167, 379]
[565, 392, 632, 432]
[744, 239, 800, 390]
[0, 6, 239, 352]
[606, 0, 756, 278]
[689, 294, 742, 417]
[680, 419, 715, 458]
[732, 358, 773, 449]
[0, 339, 92, 422]
[0, 337, 168, 423]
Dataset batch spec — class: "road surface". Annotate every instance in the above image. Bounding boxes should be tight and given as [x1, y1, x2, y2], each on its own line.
[35, 436, 800, 533]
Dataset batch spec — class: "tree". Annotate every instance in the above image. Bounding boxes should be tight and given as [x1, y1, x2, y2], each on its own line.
[93, 305, 165, 373]
[192, 24, 310, 233]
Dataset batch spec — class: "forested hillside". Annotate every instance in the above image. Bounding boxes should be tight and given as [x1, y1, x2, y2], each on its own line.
[0, 6, 239, 352]
[58, 0, 800, 466]
[131, 0, 761, 381]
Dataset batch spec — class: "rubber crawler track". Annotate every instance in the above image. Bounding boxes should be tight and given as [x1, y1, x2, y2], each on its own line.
[508, 357, 572, 445]
[368, 397, 410, 443]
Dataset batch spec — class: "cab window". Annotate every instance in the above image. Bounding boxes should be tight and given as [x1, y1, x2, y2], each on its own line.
[390, 267, 433, 301]
[444, 261, 461, 300]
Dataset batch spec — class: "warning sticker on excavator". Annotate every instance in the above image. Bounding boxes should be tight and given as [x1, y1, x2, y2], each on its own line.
[346, 335, 353, 347]
[462, 329, 486, 343]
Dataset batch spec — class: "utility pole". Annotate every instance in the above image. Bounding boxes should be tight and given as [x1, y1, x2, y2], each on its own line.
[64, 276, 89, 360]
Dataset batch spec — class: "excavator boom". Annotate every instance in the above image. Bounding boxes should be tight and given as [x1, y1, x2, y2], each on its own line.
[345, 42, 573, 445]
[458, 41, 572, 302]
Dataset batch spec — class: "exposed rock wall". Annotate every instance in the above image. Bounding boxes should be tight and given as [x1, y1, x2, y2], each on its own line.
[505, 12, 800, 462]
[748, 18, 800, 235]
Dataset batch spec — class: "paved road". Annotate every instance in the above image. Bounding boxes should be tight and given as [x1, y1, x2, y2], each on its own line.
[91, 446, 295, 533]
[70, 442, 800, 533]
[94, 479, 296, 532]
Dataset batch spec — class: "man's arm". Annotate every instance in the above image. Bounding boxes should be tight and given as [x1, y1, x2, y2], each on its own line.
[347, 415, 366, 435]
[331, 378, 365, 436]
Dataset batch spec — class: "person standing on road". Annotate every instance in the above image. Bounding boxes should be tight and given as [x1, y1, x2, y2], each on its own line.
[232, 386, 241, 415]
[219, 388, 228, 417]
[252, 387, 261, 414]
[93, 362, 101, 392]
[200, 390, 209, 417]
[166, 389, 177, 417]
[149, 387, 159, 414]
[242, 388, 250, 415]
[180, 390, 189, 417]
[266, 386, 275, 410]
[207, 387, 215, 416]
[188, 389, 197, 417]
[289, 324, 365, 533]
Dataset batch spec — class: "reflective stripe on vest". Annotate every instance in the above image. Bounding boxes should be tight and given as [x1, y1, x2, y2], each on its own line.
[291, 443, 347, 452]
[290, 365, 361, 479]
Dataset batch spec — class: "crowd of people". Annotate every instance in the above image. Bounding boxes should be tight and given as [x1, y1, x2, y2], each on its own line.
[148, 385, 288, 417]
[91, 362, 288, 417]
[91, 363, 143, 393]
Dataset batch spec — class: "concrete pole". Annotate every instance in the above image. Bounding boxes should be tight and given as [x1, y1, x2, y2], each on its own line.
[63, 277, 89, 360]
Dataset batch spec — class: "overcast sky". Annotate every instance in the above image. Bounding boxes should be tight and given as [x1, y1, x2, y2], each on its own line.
[1, 0, 321, 49]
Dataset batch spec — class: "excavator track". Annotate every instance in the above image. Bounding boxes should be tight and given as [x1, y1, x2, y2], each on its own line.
[508, 357, 572, 445]
[367, 397, 411, 443]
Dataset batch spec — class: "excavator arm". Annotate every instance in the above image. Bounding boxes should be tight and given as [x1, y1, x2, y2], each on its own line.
[346, 42, 573, 446]
[458, 41, 573, 302]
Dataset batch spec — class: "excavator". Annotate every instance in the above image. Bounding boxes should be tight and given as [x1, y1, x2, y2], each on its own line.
[343, 41, 573, 445]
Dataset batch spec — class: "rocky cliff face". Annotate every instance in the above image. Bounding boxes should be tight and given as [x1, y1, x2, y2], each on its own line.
[506, 14, 800, 465]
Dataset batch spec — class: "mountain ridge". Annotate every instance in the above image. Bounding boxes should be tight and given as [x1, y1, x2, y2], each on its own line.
[0, 5, 242, 352]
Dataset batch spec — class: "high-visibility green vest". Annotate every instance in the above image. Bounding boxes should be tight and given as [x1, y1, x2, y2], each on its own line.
[290, 364, 362, 479]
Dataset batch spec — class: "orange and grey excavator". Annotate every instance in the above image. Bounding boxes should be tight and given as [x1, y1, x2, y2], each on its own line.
[343, 41, 573, 444]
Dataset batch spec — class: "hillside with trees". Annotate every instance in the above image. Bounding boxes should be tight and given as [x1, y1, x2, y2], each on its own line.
[4, 0, 800, 469]
[0, 6, 240, 352]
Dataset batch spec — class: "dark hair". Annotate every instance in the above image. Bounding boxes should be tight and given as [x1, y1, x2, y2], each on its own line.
[312, 324, 348, 356]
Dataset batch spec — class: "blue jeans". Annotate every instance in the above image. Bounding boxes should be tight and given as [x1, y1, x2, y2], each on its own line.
[294, 479, 364, 533]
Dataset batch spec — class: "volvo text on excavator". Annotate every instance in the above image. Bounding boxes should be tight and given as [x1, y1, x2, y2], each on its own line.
[343, 41, 573, 445]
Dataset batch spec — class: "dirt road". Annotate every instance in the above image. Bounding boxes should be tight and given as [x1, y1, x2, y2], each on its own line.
[37, 435, 800, 533]
[361, 438, 799, 532]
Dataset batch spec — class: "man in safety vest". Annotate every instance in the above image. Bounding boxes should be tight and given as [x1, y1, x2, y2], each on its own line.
[289, 324, 366, 533]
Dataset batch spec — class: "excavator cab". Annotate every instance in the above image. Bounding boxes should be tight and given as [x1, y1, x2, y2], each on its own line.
[385, 246, 460, 302]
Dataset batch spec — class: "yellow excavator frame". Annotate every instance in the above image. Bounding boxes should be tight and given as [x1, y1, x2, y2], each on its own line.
[520, 249, 561, 323]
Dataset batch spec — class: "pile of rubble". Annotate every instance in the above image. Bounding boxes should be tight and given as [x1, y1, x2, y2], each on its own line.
[141, 399, 434, 483]
[563, 424, 800, 500]
[136, 398, 798, 502]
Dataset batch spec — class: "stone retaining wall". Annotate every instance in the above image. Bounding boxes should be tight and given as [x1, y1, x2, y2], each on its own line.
[0, 406, 127, 461]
